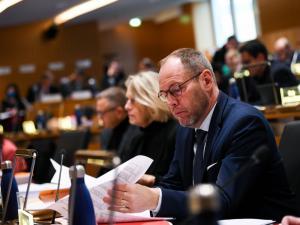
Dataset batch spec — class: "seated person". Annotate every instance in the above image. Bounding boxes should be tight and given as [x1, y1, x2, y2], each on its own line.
[101, 60, 126, 90]
[1, 83, 26, 132]
[96, 87, 136, 151]
[26, 71, 59, 103]
[104, 48, 297, 222]
[239, 39, 298, 104]
[119, 71, 177, 184]
[0, 134, 27, 172]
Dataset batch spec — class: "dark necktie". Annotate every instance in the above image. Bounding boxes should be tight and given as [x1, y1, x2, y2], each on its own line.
[193, 129, 207, 184]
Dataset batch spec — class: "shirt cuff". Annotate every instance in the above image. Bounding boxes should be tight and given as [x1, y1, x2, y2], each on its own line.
[151, 188, 162, 216]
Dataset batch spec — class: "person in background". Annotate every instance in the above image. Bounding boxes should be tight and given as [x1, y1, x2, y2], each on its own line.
[26, 71, 58, 103]
[119, 71, 177, 186]
[1, 83, 26, 132]
[239, 39, 298, 104]
[273, 37, 298, 66]
[104, 48, 297, 222]
[212, 35, 239, 68]
[96, 87, 137, 151]
[282, 216, 300, 225]
[138, 57, 157, 72]
[0, 134, 27, 172]
[101, 60, 126, 90]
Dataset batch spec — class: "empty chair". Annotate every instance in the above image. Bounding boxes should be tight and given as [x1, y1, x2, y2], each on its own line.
[53, 130, 90, 167]
[279, 121, 300, 213]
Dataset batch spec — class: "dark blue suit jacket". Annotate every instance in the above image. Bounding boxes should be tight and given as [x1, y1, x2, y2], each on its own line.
[157, 92, 297, 221]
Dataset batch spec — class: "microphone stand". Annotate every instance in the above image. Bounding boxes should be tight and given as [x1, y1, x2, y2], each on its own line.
[51, 151, 64, 224]
[1, 149, 37, 225]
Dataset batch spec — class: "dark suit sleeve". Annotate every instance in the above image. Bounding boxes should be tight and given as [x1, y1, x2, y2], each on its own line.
[215, 114, 276, 218]
[156, 129, 189, 219]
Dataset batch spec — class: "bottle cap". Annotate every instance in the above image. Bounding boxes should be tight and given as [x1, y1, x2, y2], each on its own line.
[188, 184, 219, 215]
[1, 160, 12, 170]
[69, 165, 85, 179]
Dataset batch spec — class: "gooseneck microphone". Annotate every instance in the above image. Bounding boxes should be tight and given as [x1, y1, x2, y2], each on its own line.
[51, 149, 65, 224]
[1, 149, 37, 224]
[221, 145, 270, 189]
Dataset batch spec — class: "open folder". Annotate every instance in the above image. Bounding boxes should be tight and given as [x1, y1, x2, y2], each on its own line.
[47, 155, 171, 223]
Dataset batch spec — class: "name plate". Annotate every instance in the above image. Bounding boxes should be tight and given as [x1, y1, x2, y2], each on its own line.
[18, 209, 34, 225]
[280, 85, 300, 106]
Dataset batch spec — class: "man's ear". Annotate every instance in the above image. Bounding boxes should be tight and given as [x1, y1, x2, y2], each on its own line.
[200, 70, 214, 88]
[115, 106, 126, 117]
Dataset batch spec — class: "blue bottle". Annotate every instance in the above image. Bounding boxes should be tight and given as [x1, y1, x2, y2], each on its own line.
[69, 165, 96, 225]
[1, 160, 19, 221]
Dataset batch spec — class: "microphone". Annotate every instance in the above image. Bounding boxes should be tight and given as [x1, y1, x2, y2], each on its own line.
[222, 145, 270, 189]
[51, 149, 65, 224]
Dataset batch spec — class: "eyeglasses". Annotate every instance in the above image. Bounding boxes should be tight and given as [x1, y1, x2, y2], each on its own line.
[97, 107, 116, 117]
[158, 71, 203, 102]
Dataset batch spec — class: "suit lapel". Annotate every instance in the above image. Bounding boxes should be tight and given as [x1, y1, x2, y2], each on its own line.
[202, 92, 228, 180]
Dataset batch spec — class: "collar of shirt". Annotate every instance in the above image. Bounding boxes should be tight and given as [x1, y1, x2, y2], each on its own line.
[195, 103, 217, 132]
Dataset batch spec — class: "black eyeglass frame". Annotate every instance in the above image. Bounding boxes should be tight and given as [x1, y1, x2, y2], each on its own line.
[158, 70, 204, 102]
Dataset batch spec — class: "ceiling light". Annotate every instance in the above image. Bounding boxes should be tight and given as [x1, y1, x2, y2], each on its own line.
[129, 18, 142, 27]
[54, 0, 118, 25]
[0, 0, 23, 14]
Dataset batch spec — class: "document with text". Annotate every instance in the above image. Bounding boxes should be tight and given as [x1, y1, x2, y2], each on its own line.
[47, 155, 169, 223]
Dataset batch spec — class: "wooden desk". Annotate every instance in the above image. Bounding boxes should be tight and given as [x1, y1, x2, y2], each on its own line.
[261, 104, 300, 120]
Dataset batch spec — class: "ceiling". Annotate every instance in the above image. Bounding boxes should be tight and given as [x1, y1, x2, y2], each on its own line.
[0, 0, 195, 28]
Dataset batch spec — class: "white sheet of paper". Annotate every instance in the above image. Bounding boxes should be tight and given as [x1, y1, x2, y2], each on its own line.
[219, 219, 275, 225]
[48, 155, 161, 223]
[50, 158, 97, 188]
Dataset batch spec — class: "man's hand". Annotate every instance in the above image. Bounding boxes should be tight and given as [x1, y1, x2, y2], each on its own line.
[103, 183, 160, 213]
[281, 216, 300, 225]
[137, 174, 156, 187]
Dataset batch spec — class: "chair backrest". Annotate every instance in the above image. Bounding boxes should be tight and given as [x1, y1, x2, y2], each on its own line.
[53, 130, 90, 167]
[279, 120, 300, 211]
[29, 139, 56, 183]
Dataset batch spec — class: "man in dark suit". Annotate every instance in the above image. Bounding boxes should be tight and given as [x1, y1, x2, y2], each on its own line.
[103, 48, 297, 222]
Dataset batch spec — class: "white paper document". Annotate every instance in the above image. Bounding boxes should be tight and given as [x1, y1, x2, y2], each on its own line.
[48, 155, 160, 223]
[219, 219, 275, 225]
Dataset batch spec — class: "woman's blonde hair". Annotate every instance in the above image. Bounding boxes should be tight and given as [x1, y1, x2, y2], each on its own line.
[125, 71, 171, 122]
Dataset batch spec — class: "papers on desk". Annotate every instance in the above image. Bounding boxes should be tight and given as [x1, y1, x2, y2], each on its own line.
[219, 219, 275, 225]
[47, 155, 164, 223]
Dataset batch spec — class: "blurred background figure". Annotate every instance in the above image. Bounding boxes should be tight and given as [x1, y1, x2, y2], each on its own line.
[212, 35, 239, 69]
[101, 60, 126, 90]
[138, 57, 157, 72]
[96, 87, 136, 151]
[120, 71, 177, 186]
[1, 83, 26, 132]
[26, 71, 59, 103]
[0, 134, 27, 172]
[273, 37, 297, 65]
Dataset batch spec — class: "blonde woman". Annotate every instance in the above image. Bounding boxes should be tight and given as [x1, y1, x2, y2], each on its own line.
[119, 71, 177, 185]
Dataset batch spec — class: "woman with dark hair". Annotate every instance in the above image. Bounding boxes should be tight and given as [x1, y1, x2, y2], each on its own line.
[1, 83, 26, 132]
[0, 134, 27, 172]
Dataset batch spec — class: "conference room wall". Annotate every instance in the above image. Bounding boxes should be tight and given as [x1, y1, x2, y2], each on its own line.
[259, 0, 300, 51]
[0, 20, 102, 100]
[0, 4, 195, 101]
